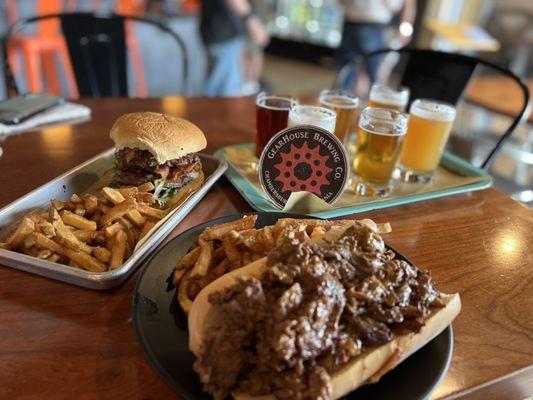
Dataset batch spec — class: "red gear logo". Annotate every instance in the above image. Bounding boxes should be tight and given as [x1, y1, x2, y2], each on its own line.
[274, 141, 332, 196]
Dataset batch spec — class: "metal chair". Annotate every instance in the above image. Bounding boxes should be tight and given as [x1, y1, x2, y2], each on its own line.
[2, 12, 189, 98]
[335, 48, 531, 170]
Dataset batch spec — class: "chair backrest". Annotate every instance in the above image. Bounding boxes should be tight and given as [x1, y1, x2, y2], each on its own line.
[2, 12, 189, 98]
[337, 48, 531, 169]
[397, 50, 479, 107]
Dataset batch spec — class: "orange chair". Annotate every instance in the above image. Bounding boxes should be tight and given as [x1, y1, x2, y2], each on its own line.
[115, 0, 148, 97]
[6, 0, 79, 98]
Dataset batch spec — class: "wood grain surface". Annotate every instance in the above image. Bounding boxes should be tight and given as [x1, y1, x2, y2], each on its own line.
[0, 97, 531, 400]
[466, 76, 533, 123]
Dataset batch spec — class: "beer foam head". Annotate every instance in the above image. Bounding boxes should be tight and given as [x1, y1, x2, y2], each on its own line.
[319, 90, 359, 109]
[359, 107, 408, 136]
[369, 85, 409, 107]
[256, 94, 295, 111]
[289, 105, 336, 124]
[410, 99, 456, 122]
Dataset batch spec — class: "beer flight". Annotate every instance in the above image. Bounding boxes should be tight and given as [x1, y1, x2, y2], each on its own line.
[256, 84, 456, 197]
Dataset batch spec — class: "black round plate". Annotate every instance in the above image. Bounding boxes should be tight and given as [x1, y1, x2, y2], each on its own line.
[132, 212, 453, 400]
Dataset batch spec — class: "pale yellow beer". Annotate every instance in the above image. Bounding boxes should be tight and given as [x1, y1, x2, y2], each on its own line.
[352, 107, 408, 196]
[400, 99, 456, 182]
[319, 90, 359, 142]
[368, 84, 409, 111]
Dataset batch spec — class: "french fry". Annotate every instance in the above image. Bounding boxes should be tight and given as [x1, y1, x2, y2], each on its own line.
[101, 187, 126, 204]
[209, 258, 231, 280]
[310, 226, 326, 238]
[136, 203, 168, 219]
[105, 222, 122, 237]
[62, 248, 106, 272]
[137, 193, 156, 205]
[47, 253, 61, 263]
[83, 194, 98, 214]
[22, 234, 35, 249]
[242, 252, 252, 266]
[172, 268, 187, 286]
[51, 199, 65, 211]
[37, 249, 53, 259]
[190, 237, 213, 277]
[64, 200, 76, 211]
[33, 232, 62, 253]
[93, 246, 111, 264]
[137, 182, 155, 192]
[138, 221, 156, 240]
[60, 210, 97, 231]
[70, 194, 82, 203]
[259, 226, 275, 249]
[73, 229, 96, 242]
[222, 233, 241, 266]
[109, 229, 127, 269]
[201, 215, 257, 240]
[73, 205, 86, 216]
[37, 221, 55, 238]
[105, 234, 115, 252]
[50, 208, 92, 254]
[176, 246, 201, 270]
[126, 209, 146, 228]
[117, 217, 138, 258]
[98, 198, 136, 227]
[21, 246, 40, 257]
[239, 230, 265, 253]
[2, 217, 35, 249]
[177, 270, 193, 313]
[90, 210, 102, 223]
[117, 187, 138, 199]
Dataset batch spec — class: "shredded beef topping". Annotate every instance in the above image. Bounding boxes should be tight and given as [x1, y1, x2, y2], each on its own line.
[113, 148, 200, 187]
[195, 224, 445, 400]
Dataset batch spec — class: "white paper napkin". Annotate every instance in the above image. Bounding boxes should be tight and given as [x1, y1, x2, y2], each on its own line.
[0, 102, 91, 136]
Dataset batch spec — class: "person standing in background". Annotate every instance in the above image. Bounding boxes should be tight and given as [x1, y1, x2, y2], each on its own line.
[336, 0, 404, 91]
[200, 0, 269, 97]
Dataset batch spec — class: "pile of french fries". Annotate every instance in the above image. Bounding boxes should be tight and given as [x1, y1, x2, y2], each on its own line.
[174, 216, 392, 313]
[0, 182, 169, 272]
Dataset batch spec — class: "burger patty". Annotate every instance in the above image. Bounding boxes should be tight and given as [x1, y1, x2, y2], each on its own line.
[113, 148, 201, 188]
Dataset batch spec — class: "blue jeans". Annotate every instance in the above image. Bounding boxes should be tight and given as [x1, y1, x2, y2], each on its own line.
[204, 36, 245, 97]
[335, 23, 387, 91]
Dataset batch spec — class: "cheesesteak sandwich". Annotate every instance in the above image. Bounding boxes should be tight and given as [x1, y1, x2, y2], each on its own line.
[110, 112, 207, 208]
[188, 221, 461, 400]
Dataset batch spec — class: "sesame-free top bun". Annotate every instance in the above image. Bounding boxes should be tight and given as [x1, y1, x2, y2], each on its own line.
[110, 112, 207, 164]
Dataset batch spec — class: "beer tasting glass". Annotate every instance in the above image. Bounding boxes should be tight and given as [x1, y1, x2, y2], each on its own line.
[352, 107, 408, 197]
[319, 89, 359, 143]
[256, 93, 296, 158]
[287, 104, 336, 133]
[368, 84, 410, 111]
[399, 99, 457, 183]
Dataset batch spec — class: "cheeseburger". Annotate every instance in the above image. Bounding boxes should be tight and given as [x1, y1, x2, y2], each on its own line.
[110, 112, 206, 207]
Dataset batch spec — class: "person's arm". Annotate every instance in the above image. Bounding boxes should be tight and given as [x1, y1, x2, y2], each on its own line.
[225, 0, 269, 47]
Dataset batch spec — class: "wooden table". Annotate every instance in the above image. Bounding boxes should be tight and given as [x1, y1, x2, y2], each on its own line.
[465, 75, 533, 123]
[0, 97, 532, 400]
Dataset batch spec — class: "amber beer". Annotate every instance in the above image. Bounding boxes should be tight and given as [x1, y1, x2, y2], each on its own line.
[256, 93, 296, 157]
[400, 99, 456, 182]
[319, 90, 359, 142]
[352, 107, 408, 196]
[368, 84, 409, 111]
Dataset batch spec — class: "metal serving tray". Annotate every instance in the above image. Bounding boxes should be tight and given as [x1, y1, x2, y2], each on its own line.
[0, 149, 227, 289]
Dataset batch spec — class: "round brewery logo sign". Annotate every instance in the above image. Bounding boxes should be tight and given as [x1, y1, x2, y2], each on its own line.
[258, 125, 349, 209]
